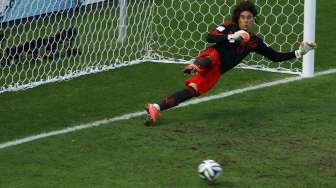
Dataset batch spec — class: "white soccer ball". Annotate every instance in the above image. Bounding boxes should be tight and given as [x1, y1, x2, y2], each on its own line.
[198, 159, 222, 182]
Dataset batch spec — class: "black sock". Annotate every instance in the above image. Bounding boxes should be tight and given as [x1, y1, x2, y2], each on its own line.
[158, 86, 197, 111]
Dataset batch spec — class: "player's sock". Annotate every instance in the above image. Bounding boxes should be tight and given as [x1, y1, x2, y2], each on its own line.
[158, 86, 197, 111]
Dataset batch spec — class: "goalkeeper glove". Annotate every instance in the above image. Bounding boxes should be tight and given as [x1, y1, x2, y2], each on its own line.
[295, 41, 317, 58]
[228, 30, 250, 43]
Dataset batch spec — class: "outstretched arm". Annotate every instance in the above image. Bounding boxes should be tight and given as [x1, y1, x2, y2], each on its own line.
[255, 40, 317, 62]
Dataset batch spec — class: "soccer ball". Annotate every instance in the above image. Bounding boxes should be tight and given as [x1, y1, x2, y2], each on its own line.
[197, 159, 222, 182]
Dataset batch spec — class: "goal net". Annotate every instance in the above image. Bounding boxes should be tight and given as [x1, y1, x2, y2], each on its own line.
[0, 0, 308, 93]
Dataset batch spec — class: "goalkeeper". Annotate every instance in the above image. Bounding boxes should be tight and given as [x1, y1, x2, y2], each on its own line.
[145, 0, 316, 126]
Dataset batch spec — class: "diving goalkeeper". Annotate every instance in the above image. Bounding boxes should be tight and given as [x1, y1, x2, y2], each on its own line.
[145, 0, 316, 126]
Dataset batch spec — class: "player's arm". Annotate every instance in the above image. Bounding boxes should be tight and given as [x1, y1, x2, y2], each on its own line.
[206, 23, 250, 43]
[255, 40, 316, 62]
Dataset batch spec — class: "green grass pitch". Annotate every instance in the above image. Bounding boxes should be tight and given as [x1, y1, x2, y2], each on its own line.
[0, 1, 336, 187]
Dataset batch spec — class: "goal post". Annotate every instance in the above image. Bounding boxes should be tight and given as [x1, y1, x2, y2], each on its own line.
[302, 0, 316, 77]
[117, 0, 128, 43]
[0, 0, 316, 93]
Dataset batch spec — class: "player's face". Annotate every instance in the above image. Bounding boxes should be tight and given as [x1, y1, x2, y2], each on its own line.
[238, 11, 255, 31]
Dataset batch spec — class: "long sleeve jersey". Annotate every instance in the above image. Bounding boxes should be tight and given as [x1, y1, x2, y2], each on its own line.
[206, 22, 296, 74]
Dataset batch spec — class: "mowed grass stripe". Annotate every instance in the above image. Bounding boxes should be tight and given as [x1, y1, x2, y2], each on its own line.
[1, 68, 335, 150]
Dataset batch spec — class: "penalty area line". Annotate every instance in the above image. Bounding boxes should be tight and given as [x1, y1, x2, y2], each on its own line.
[1, 68, 336, 150]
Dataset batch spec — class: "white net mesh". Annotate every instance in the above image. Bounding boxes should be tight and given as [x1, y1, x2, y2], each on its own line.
[0, 0, 304, 93]
[150, 0, 304, 74]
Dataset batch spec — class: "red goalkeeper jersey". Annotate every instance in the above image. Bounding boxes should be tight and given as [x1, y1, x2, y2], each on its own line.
[206, 22, 296, 74]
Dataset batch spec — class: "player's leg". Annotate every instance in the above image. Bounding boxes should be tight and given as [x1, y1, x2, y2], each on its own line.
[145, 48, 221, 126]
[145, 68, 220, 126]
[145, 84, 198, 126]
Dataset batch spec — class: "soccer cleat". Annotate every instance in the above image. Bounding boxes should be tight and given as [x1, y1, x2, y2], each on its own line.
[144, 103, 160, 126]
[183, 64, 201, 75]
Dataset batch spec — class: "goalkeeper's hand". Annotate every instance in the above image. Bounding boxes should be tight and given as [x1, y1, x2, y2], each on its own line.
[295, 41, 317, 58]
[228, 30, 250, 43]
[183, 63, 203, 75]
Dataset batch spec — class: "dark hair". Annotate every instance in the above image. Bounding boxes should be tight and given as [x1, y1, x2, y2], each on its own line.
[232, 0, 258, 23]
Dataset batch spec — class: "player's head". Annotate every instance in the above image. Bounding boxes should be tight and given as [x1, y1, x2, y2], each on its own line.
[232, 0, 258, 31]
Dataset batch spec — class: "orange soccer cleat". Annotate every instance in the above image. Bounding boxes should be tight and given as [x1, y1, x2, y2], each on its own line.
[144, 103, 160, 126]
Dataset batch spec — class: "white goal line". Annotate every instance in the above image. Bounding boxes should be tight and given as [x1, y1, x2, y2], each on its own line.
[1, 68, 336, 150]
